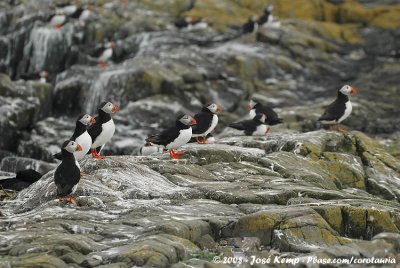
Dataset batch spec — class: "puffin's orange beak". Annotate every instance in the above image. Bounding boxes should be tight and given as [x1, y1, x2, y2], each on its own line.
[90, 116, 96, 124]
[247, 104, 252, 111]
[216, 105, 223, 113]
[351, 87, 358, 95]
[76, 144, 83, 151]
[112, 105, 120, 113]
[191, 118, 197, 125]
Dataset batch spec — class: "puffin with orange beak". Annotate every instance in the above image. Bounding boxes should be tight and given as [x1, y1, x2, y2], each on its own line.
[88, 101, 120, 159]
[146, 114, 197, 159]
[54, 140, 83, 205]
[54, 114, 96, 169]
[192, 103, 222, 144]
[318, 85, 358, 132]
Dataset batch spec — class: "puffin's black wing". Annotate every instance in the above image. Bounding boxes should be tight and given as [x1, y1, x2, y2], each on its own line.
[318, 99, 345, 122]
[229, 119, 257, 133]
[255, 105, 283, 125]
[242, 20, 254, 33]
[54, 161, 80, 197]
[87, 121, 102, 143]
[175, 19, 188, 28]
[146, 126, 180, 147]
[192, 112, 213, 135]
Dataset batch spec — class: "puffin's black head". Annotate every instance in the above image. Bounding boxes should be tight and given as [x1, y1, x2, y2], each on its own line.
[77, 114, 96, 126]
[203, 103, 222, 114]
[62, 140, 83, 153]
[254, 113, 266, 123]
[177, 114, 197, 126]
[248, 99, 259, 110]
[338, 85, 357, 96]
[99, 101, 120, 114]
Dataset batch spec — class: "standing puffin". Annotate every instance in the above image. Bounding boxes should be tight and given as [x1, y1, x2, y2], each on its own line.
[88, 101, 120, 159]
[229, 113, 269, 136]
[248, 99, 283, 125]
[318, 85, 357, 132]
[54, 114, 96, 166]
[243, 15, 258, 34]
[95, 42, 116, 68]
[146, 114, 197, 159]
[54, 140, 82, 205]
[192, 103, 222, 144]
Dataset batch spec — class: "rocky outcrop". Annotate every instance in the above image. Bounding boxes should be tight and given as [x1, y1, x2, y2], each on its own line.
[1, 0, 400, 266]
[1, 131, 400, 267]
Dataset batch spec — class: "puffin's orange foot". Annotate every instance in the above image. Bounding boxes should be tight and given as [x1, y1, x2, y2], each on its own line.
[80, 171, 86, 176]
[58, 197, 77, 205]
[196, 137, 202, 144]
[91, 149, 106, 159]
[169, 149, 183, 159]
[265, 128, 270, 134]
[98, 62, 107, 68]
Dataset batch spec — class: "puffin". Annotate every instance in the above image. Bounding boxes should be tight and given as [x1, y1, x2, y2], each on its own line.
[248, 99, 283, 125]
[243, 15, 258, 34]
[54, 140, 82, 205]
[318, 85, 358, 132]
[20, 70, 48, 83]
[146, 114, 197, 159]
[94, 42, 116, 68]
[88, 101, 120, 159]
[0, 169, 42, 191]
[257, 6, 273, 26]
[54, 114, 96, 167]
[229, 113, 269, 136]
[192, 103, 222, 144]
[138, 142, 164, 156]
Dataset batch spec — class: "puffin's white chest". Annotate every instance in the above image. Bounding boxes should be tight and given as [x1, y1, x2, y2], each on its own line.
[339, 101, 352, 123]
[99, 48, 113, 62]
[166, 128, 192, 149]
[206, 114, 218, 135]
[249, 109, 256, 119]
[92, 120, 115, 148]
[253, 124, 268, 136]
[74, 131, 92, 161]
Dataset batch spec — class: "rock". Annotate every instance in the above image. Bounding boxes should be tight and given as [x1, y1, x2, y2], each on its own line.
[0, 156, 56, 175]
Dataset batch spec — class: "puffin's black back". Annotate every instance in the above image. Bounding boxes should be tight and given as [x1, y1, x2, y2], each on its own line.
[254, 103, 283, 125]
[229, 116, 261, 135]
[318, 91, 348, 122]
[192, 106, 214, 135]
[146, 117, 190, 147]
[243, 18, 255, 33]
[257, 8, 271, 25]
[54, 141, 80, 197]
[88, 105, 111, 143]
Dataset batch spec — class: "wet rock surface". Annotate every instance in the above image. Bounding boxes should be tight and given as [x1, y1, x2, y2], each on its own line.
[1, 131, 400, 267]
[1, 0, 400, 267]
